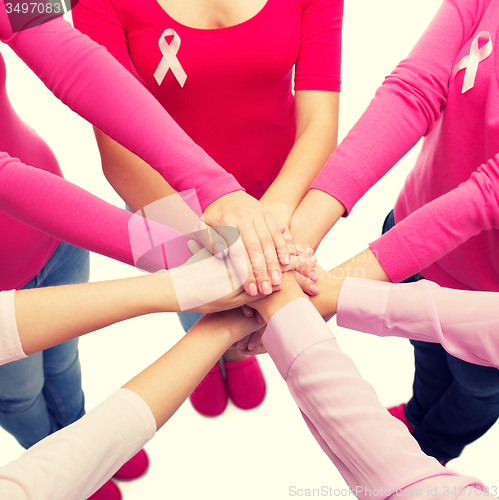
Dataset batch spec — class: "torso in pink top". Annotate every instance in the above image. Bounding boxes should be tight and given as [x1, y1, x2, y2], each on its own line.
[393, 0, 499, 290]
[313, 0, 499, 292]
[0, 53, 60, 290]
[73, 0, 342, 199]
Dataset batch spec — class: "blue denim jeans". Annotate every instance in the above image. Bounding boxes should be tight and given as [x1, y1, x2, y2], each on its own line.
[383, 210, 499, 462]
[0, 242, 89, 449]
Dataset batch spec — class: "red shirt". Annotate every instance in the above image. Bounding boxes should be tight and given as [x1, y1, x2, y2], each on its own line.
[73, 0, 343, 198]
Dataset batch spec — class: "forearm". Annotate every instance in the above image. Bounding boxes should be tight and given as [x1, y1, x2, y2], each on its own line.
[260, 102, 339, 227]
[262, 91, 339, 230]
[290, 189, 345, 250]
[15, 273, 176, 356]
[123, 311, 251, 428]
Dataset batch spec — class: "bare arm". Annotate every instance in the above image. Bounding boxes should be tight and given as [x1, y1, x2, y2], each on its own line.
[260, 91, 339, 230]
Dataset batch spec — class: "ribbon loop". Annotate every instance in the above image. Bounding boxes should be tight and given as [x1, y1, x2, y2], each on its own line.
[153, 29, 187, 87]
[453, 31, 492, 93]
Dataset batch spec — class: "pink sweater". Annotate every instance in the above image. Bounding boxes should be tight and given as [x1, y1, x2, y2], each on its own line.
[312, 0, 499, 291]
[0, 3, 240, 289]
[0, 293, 485, 499]
[73, 0, 342, 199]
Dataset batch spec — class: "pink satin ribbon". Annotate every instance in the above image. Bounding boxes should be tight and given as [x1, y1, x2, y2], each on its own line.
[153, 28, 187, 87]
[453, 31, 492, 93]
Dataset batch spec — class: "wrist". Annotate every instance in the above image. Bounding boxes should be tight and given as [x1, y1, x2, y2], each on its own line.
[254, 279, 305, 323]
[151, 271, 180, 313]
[291, 190, 345, 250]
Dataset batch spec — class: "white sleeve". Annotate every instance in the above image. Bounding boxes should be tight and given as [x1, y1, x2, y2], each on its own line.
[0, 290, 26, 366]
[0, 388, 156, 500]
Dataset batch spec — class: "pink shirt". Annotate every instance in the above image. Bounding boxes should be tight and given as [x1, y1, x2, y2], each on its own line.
[0, 4, 241, 289]
[338, 277, 499, 370]
[312, 0, 499, 291]
[263, 298, 483, 500]
[73, 0, 342, 199]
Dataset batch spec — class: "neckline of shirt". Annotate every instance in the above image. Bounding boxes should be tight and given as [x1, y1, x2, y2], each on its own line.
[152, 0, 272, 33]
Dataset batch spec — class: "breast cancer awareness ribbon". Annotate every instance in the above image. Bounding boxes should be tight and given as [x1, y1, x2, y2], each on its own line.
[453, 31, 493, 93]
[153, 29, 187, 87]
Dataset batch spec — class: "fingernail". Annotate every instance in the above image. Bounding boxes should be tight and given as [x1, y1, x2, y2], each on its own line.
[188, 240, 197, 249]
[249, 283, 258, 296]
[282, 253, 290, 265]
[262, 281, 272, 295]
[310, 255, 317, 263]
[284, 234, 293, 242]
[307, 247, 314, 254]
[214, 243, 228, 257]
[193, 220, 206, 233]
[248, 342, 255, 351]
[310, 284, 320, 295]
[271, 270, 281, 286]
[299, 252, 308, 262]
[278, 225, 286, 232]
[296, 244, 304, 253]
[309, 270, 318, 281]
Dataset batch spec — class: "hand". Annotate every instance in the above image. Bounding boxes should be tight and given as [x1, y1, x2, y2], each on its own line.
[203, 191, 290, 297]
[174, 240, 270, 314]
[234, 325, 267, 355]
[290, 189, 346, 252]
[198, 308, 262, 347]
[282, 243, 319, 296]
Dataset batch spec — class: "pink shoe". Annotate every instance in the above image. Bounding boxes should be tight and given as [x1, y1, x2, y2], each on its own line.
[87, 480, 122, 500]
[225, 356, 266, 410]
[189, 362, 228, 417]
[388, 403, 416, 435]
[113, 448, 150, 481]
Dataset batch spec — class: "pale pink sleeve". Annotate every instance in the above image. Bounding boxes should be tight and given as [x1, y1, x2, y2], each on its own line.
[338, 277, 499, 369]
[0, 153, 193, 270]
[263, 298, 483, 500]
[0, 3, 242, 211]
[311, 0, 475, 210]
[0, 388, 156, 500]
[0, 290, 26, 366]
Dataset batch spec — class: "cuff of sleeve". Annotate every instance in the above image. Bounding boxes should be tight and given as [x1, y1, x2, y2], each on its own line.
[0, 290, 26, 366]
[337, 278, 391, 336]
[262, 297, 335, 380]
[310, 157, 367, 217]
[197, 180, 244, 212]
[369, 227, 422, 283]
[116, 388, 157, 439]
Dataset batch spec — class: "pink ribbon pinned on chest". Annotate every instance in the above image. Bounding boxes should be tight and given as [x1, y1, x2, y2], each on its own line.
[453, 31, 493, 93]
[154, 29, 187, 87]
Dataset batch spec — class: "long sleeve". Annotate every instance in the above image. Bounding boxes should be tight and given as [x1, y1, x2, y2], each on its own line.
[0, 153, 193, 270]
[0, 2, 242, 210]
[0, 290, 25, 365]
[0, 389, 156, 500]
[263, 298, 483, 499]
[337, 277, 499, 369]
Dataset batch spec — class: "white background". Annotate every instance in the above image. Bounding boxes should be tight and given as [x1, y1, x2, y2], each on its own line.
[0, 0, 498, 498]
